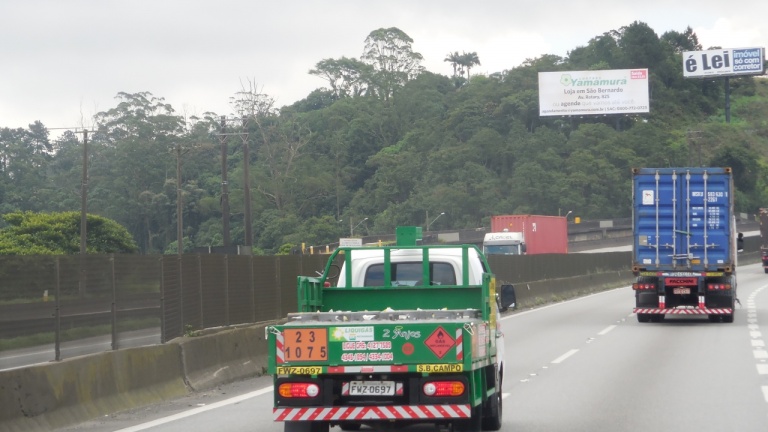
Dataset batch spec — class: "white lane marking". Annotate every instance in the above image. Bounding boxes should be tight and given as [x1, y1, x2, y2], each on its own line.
[502, 392, 510, 399]
[598, 325, 616, 336]
[751, 331, 763, 339]
[757, 364, 768, 375]
[763, 387, 768, 404]
[113, 386, 273, 432]
[752, 340, 766, 348]
[551, 349, 579, 364]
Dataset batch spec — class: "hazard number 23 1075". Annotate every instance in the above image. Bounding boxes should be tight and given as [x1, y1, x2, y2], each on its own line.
[282, 328, 328, 362]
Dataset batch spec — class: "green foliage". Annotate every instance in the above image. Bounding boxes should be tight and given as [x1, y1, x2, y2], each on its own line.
[2, 24, 768, 253]
[0, 211, 138, 255]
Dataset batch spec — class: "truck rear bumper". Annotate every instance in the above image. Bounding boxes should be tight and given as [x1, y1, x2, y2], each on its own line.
[633, 308, 733, 315]
[274, 404, 471, 422]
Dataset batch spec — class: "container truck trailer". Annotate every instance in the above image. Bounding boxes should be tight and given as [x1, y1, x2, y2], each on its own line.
[631, 167, 738, 323]
[483, 214, 568, 255]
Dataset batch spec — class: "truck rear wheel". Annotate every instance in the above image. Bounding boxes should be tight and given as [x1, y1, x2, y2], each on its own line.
[481, 392, 502, 430]
[764, 267, 768, 274]
[637, 313, 651, 323]
[454, 404, 482, 432]
[284, 421, 328, 432]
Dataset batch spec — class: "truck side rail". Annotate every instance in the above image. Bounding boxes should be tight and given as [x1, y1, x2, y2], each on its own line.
[297, 244, 493, 319]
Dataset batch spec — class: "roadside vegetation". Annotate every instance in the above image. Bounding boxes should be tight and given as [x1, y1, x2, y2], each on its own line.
[1, 23, 766, 255]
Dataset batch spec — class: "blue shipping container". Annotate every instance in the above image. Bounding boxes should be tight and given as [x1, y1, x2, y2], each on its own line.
[632, 167, 734, 272]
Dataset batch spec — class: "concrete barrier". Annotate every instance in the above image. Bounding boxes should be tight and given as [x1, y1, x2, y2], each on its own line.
[0, 344, 188, 432]
[177, 323, 269, 391]
[2, 254, 760, 431]
[514, 270, 635, 309]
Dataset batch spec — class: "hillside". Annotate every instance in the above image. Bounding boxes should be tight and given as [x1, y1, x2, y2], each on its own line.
[0, 22, 766, 254]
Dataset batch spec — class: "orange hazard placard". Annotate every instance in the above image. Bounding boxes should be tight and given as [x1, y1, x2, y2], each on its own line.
[282, 328, 328, 362]
[424, 326, 455, 359]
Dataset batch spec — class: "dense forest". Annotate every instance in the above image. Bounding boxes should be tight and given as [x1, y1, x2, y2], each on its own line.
[1, 22, 767, 255]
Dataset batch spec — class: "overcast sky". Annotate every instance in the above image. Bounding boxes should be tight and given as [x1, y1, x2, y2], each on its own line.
[1, 0, 766, 135]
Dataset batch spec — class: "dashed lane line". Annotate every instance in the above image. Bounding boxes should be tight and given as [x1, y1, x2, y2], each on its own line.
[551, 349, 579, 364]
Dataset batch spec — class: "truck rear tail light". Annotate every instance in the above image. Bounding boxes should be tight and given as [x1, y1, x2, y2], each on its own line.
[423, 381, 465, 397]
[632, 283, 655, 290]
[707, 283, 731, 291]
[279, 383, 320, 398]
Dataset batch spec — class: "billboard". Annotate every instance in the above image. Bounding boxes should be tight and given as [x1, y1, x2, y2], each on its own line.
[683, 47, 765, 78]
[539, 69, 650, 117]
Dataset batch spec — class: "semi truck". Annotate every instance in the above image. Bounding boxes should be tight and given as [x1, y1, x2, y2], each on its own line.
[482, 214, 568, 255]
[266, 227, 506, 432]
[631, 167, 738, 323]
[760, 208, 768, 273]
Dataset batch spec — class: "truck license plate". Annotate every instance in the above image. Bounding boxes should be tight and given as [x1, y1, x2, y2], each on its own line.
[673, 287, 690, 295]
[348, 381, 395, 396]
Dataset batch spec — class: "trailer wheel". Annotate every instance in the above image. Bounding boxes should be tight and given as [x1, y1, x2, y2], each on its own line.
[339, 424, 361, 431]
[764, 267, 768, 274]
[637, 313, 651, 323]
[284, 421, 329, 432]
[454, 404, 482, 432]
[481, 392, 502, 431]
[481, 365, 502, 431]
[708, 315, 721, 322]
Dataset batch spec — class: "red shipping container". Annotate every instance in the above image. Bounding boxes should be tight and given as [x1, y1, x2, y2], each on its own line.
[490, 215, 568, 254]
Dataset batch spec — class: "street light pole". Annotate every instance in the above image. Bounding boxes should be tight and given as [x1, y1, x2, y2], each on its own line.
[351, 217, 368, 236]
[427, 212, 445, 232]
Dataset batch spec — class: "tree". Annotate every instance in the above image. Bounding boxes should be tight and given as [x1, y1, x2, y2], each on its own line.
[459, 51, 481, 79]
[309, 57, 372, 98]
[444, 51, 462, 77]
[361, 27, 424, 100]
[0, 211, 138, 255]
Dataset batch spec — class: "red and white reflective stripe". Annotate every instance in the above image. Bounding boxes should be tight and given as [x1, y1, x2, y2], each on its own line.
[274, 404, 471, 421]
[396, 382, 403, 395]
[658, 295, 666, 309]
[341, 382, 349, 396]
[634, 308, 733, 315]
[698, 296, 705, 309]
[275, 331, 285, 364]
[327, 365, 409, 374]
[455, 328, 463, 361]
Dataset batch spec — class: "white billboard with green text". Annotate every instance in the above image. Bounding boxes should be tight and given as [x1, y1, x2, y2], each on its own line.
[538, 69, 650, 117]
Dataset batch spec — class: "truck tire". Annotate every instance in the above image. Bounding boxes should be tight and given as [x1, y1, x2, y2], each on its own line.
[284, 421, 329, 432]
[481, 392, 502, 430]
[454, 404, 482, 432]
[339, 424, 361, 431]
[637, 313, 651, 323]
[481, 366, 503, 431]
[764, 267, 768, 274]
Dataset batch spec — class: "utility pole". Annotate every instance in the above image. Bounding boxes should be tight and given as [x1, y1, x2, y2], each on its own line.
[176, 143, 183, 255]
[219, 116, 231, 247]
[79, 129, 88, 297]
[216, 115, 255, 249]
[80, 130, 88, 256]
[240, 117, 252, 247]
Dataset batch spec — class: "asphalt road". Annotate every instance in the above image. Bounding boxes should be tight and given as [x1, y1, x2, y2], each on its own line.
[55, 262, 768, 432]
[0, 328, 161, 371]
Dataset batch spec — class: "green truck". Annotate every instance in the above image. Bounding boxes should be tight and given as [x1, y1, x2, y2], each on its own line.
[266, 227, 506, 432]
